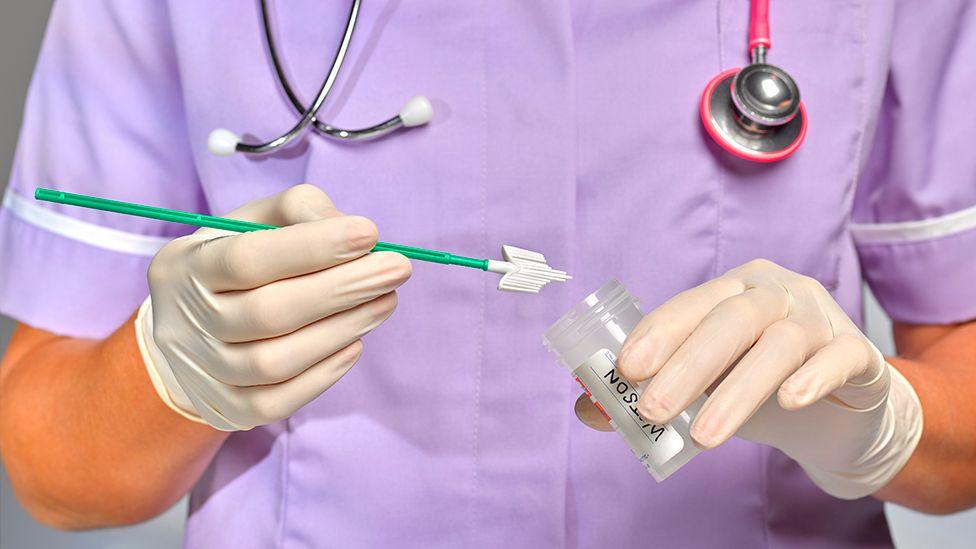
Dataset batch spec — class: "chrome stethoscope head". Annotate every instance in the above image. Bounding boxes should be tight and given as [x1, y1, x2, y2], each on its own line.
[731, 47, 800, 129]
[208, 0, 433, 156]
[700, 0, 806, 163]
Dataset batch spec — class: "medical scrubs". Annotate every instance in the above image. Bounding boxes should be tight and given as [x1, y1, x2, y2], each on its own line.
[3, 1, 975, 547]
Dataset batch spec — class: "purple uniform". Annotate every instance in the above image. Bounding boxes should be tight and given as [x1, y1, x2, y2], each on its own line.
[2, 1, 975, 547]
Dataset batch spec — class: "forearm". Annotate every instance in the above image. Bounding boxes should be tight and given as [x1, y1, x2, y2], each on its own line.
[874, 322, 976, 514]
[0, 315, 227, 529]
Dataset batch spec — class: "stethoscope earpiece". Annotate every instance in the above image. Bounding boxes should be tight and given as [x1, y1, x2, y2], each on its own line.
[700, 0, 807, 163]
[207, 129, 242, 157]
[398, 96, 434, 128]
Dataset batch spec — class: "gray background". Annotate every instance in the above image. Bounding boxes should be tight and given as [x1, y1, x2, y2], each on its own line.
[0, 2, 973, 548]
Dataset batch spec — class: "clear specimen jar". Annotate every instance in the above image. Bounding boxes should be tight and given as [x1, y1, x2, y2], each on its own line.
[543, 279, 705, 481]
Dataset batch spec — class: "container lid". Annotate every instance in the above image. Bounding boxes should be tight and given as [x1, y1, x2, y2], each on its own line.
[543, 279, 637, 356]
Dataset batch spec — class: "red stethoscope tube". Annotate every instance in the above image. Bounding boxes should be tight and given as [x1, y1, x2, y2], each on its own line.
[749, 0, 772, 51]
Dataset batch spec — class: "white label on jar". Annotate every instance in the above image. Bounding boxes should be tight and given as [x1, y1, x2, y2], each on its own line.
[573, 348, 684, 469]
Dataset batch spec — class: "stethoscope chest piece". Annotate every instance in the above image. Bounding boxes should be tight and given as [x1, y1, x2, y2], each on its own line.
[699, 0, 807, 163]
[701, 67, 806, 163]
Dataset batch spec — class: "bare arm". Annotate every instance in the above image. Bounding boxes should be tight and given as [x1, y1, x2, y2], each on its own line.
[874, 320, 976, 514]
[0, 317, 227, 530]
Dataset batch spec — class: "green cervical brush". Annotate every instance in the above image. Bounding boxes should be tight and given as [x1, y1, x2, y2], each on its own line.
[33, 188, 570, 293]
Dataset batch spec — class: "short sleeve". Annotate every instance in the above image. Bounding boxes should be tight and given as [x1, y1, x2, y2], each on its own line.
[852, 0, 976, 325]
[0, 1, 205, 338]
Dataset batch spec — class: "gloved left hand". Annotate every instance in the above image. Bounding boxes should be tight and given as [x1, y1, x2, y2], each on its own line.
[575, 259, 923, 499]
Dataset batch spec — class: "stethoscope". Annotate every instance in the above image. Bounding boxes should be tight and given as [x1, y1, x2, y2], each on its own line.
[700, 0, 806, 162]
[211, 0, 804, 164]
[207, 0, 432, 156]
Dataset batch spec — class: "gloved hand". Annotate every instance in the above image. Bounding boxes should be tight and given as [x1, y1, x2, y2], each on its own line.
[135, 184, 412, 431]
[576, 259, 923, 499]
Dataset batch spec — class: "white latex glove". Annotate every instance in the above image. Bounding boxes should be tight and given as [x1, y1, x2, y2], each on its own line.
[579, 259, 923, 499]
[135, 184, 412, 431]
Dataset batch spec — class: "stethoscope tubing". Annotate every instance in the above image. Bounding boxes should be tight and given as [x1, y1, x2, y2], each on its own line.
[224, 0, 803, 161]
[234, 0, 361, 154]
[260, 0, 405, 142]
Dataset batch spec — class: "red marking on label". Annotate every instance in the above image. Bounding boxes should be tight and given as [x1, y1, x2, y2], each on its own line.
[574, 377, 592, 397]
[593, 401, 611, 422]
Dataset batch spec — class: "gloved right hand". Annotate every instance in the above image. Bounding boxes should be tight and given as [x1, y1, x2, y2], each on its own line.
[135, 184, 412, 431]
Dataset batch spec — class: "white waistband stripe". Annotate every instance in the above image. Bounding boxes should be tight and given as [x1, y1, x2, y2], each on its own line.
[2, 189, 171, 256]
[849, 203, 976, 245]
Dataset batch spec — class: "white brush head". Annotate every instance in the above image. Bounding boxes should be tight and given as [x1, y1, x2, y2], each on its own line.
[490, 245, 572, 294]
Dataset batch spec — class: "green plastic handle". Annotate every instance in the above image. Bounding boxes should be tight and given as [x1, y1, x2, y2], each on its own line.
[34, 188, 489, 271]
